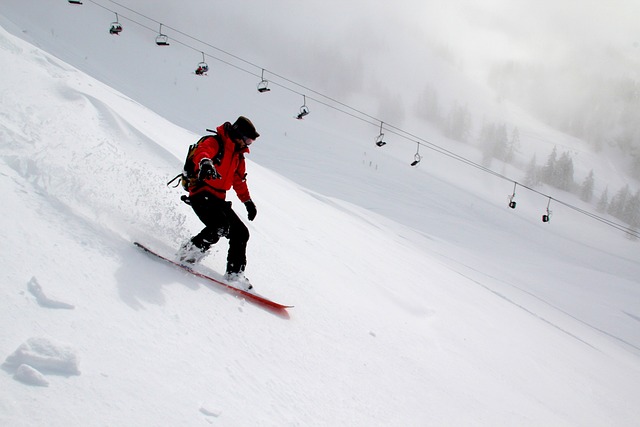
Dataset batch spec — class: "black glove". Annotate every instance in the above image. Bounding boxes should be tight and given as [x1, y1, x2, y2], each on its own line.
[198, 158, 221, 181]
[244, 200, 257, 221]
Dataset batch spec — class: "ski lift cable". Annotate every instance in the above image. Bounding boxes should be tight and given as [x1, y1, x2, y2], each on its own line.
[86, 1, 265, 81]
[86, 1, 157, 36]
[86, 0, 382, 128]
[379, 122, 633, 236]
[88, 1, 383, 127]
[82, 0, 625, 191]
[384, 124, 640, 237]
[92, 0, 383, 123]
[91, 4, 383, 126]
[82, 0, 640, 239]
[383, 125, 507, 180]
[94, 0, 264, 71]
[101, 0, 381, 123]
[229, 78, 640, 238]
[513, 182, 640, 238]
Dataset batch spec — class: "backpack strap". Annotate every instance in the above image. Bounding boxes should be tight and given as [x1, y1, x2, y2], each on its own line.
[167, 173, 182, 187]
[207, 134, 225, 165]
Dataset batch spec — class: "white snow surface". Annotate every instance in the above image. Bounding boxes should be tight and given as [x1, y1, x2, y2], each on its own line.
[1, 3, 640, 426]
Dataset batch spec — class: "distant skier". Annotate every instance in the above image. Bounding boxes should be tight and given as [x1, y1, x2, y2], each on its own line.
[177, 116, 260, 290]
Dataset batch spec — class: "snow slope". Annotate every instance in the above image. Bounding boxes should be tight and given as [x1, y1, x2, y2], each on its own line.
[1, 7, 640, 427]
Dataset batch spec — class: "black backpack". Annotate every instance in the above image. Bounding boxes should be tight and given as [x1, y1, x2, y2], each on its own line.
[167, 131, 224, 192]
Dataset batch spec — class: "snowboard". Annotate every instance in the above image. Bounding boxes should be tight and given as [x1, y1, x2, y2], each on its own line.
[134, 242, 293, 313]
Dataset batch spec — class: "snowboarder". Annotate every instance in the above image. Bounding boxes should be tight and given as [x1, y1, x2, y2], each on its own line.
[177, 116, 260, 290]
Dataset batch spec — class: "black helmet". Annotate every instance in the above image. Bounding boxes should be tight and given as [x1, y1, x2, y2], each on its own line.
[232, 116, 260, 139]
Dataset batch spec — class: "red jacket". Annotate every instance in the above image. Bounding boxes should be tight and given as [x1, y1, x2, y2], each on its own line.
[189, 123, 251, 202]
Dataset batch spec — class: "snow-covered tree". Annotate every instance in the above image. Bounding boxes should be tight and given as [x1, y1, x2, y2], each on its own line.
[556, 151, 575, 191]
[444, 102, 472, 142]
[580, 170, 595, 203]
[596, 187, 609, 213]
[622, 190, 640, 228]
[523, 154, 540, 187]
[480, 122, 517, 165]
[507, 126, 520, 163]
[539, 147, 574, 191]
[608, 184, 630, 218]
[540, 146, 558, 186]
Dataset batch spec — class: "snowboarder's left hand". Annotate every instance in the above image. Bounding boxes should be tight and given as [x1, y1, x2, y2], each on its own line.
[244, 200, 257, 221]
[198, 158, 221, 181]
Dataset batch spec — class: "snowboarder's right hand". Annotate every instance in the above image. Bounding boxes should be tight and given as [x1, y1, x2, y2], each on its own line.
[198, 158, 221, 181]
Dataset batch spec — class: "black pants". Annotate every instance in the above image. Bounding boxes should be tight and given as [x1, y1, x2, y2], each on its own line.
[189, 193, 249, 274]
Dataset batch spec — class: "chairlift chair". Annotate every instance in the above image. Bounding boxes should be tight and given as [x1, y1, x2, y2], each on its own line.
[410, 143, 421, 166]
[195, 62, 209, 75]
[258, 79, 271, 93]
[257, 69, 271, 92]
[156, 34, 169, 46]
[109, 22, 123, 35]
[155, 24, 169, 46]
[542, 198, 552, 222]
[68, 0, 83, 4]
[296, 96, 310, 119]
[296, 105, 310, 120]
[109, 13, 122, 35]
[375, 122, 386, 147]
[508, 183, 517, 209]
[195, 52, 208, 75]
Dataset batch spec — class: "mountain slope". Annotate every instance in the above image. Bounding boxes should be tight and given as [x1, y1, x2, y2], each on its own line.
[1, 14, 640, 427]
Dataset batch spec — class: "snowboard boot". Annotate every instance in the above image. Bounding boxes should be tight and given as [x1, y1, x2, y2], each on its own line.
[224, 272, 253, 291]
[177, 240, 208, 264]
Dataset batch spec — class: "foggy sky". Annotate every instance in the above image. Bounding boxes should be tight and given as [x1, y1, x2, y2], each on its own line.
[11, 0, 636, 136]
[123, 0, 640, 80]
[116, 0, 640, 133]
